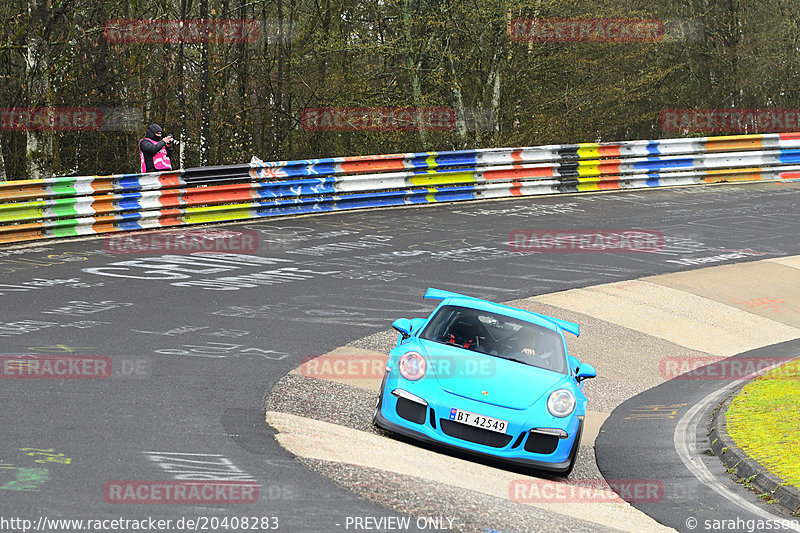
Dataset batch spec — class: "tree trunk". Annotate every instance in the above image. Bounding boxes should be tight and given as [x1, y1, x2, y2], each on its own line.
[400, 0, 428, 149]
[448, 54, 468, 147]
[489, 59, 501, 141]
[0, 134, 6, 181]
[199, 0, 210, 165]
[177, 0, 188, 169]
[285, 0, 295, 154]
[237, 0, 250, 155]
[25, 0, 53, 179]
[274, 0, 285, 155]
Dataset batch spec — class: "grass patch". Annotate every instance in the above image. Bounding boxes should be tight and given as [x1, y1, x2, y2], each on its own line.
[726, 359, 800, 488]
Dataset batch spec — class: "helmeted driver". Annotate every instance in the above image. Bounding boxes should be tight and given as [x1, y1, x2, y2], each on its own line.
[518, 328, 553, 360]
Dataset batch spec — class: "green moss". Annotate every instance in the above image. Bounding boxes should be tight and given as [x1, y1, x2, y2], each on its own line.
[726, 360, 800, 489]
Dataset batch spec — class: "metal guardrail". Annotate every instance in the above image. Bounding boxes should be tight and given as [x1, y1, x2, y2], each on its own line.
[1, 132, 799, 244]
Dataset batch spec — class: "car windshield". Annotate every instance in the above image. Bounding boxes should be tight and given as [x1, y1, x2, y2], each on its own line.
[420, 305, 567, 374]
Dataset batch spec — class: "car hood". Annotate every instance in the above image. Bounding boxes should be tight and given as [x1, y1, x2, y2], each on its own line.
[418, 339, 565, 410]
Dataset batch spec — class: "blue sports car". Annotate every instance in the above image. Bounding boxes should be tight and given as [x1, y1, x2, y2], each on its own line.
[373, 288, 596, 475]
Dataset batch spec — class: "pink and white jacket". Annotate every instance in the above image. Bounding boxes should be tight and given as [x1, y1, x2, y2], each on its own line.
[139, 138, 172, 172]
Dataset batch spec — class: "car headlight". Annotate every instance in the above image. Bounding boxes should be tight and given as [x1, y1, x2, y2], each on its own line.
[547, 389, 575, 417]
[398, 351, 426, 381]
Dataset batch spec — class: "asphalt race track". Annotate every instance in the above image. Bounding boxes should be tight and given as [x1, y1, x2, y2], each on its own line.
[597, 338, 800, 532]
[1, 181, 800, 533]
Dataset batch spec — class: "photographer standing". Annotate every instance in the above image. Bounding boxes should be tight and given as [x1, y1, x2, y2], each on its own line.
[139, 123, 175, 172]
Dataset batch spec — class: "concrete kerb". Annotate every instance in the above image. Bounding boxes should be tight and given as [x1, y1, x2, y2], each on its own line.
[709, 388, 800, 516]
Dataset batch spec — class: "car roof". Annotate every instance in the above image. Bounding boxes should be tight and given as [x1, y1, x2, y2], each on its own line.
[425, 288, 579, 337]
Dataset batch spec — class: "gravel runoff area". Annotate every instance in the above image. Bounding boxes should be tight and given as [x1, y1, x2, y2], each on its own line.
[264, 364, 622, 533]
[296, 458, 626, 533]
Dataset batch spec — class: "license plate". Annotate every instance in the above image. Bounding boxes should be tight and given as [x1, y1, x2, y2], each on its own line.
[448, 408, 508, 434]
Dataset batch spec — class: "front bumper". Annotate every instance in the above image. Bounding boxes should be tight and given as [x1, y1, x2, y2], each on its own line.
[374, 386, 583, 473]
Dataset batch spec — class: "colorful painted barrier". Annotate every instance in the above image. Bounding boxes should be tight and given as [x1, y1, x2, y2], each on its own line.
[1, 132, 799, 244]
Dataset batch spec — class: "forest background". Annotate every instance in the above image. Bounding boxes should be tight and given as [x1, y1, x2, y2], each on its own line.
[1, 0, 798, 180]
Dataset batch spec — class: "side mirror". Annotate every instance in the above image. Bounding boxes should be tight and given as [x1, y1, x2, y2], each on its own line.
[392, 318, 413, 340]
[576, 363, 597, 382]
[409, 317, 427, 332]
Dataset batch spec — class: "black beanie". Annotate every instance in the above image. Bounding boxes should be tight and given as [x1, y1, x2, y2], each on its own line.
[146, 123, 163, 140]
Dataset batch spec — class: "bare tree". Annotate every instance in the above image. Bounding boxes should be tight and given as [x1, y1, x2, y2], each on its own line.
[25, 0, 53, 179]
[0, 134, 6, 181]
[199, 0, 210, 165]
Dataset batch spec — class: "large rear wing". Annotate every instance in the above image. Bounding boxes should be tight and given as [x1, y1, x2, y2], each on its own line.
[423, 287, 580, 337]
